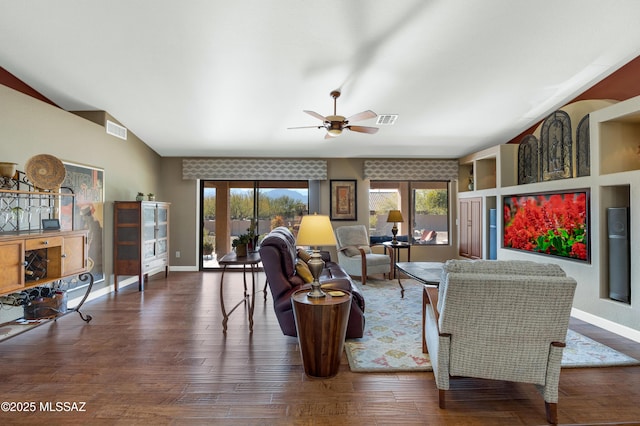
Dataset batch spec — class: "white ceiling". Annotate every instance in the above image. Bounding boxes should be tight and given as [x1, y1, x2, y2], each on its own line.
[1, 0, 640, 159]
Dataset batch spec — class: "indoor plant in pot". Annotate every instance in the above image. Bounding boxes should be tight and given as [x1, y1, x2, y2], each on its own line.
[232, 225, 256, 257]
[203, 241, 214, 257]
[232, 233, 251, 257]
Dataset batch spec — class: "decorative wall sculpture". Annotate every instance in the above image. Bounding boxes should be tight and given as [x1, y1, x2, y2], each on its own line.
[576, 114, 590, 177]
[540, 110, 573, 181]
[518, 135, 539, 184]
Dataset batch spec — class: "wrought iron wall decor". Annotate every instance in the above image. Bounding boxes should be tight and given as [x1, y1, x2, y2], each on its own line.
[540, 110, 573, 181]
[518, 135, 539, 184]
[576, 114, 590, 177]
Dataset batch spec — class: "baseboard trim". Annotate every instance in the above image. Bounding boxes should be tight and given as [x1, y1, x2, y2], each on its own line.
[170, 266, 199, 272]
[572, 308, 640, 343]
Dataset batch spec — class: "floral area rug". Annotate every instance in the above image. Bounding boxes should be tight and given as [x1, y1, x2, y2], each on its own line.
[344, 278, 640, 372]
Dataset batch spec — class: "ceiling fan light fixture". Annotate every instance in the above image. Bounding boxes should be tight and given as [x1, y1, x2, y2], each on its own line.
[326, 117, 344, 136]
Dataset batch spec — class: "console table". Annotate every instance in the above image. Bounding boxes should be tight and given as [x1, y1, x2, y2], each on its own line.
[218, 251, 261, 333]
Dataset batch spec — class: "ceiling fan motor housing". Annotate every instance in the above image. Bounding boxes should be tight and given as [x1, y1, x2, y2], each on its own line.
[325, 115, 345, 136]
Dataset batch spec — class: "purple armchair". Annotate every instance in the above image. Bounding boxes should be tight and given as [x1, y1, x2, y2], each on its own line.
[259, 227, 365, 338]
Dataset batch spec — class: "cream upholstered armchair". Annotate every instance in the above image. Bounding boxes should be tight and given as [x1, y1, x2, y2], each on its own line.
[335, 225, 392, 285]
[423, 260, 577, 425]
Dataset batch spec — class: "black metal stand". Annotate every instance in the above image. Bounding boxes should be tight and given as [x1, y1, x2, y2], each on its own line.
[68, 272, 94, 323]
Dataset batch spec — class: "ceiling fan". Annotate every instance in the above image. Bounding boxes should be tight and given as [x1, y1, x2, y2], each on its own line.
[289, 90, 379, 139]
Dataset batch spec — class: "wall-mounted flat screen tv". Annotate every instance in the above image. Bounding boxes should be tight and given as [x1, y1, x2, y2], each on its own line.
[503, 189, 590, 263]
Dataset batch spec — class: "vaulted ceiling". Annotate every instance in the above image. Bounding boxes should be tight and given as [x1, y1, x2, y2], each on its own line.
[1, 1, 640, 159]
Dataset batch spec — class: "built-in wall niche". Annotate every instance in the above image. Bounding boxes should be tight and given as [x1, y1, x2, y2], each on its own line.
[458, 163, 474, 192]
[475, 158, 496, 190]
[458, 144, 518, 193]
[599, 113, 640, 175]
[599, 184, 631, 302]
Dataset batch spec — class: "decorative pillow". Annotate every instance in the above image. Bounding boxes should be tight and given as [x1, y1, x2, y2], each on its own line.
[342, 246, 361, 257]
[297, 248, 312, 263]
[342, 245, 370, 257]
[295, 259, 314, 283]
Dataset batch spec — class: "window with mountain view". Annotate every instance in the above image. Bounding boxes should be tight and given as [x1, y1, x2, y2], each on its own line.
[201, 180, 308, 268]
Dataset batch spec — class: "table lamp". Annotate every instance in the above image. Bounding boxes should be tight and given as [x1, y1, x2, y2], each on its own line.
[386, 209, 404, 244]
[295, 213, 337, 298]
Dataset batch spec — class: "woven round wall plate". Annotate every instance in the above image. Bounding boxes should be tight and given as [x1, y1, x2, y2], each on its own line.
[25, 154, 66, 190]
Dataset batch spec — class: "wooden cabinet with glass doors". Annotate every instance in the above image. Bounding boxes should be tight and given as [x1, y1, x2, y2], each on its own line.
[113, 201, 170, 291]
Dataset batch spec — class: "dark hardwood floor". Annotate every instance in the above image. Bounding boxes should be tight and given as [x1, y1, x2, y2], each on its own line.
[1, 271, 640, 425]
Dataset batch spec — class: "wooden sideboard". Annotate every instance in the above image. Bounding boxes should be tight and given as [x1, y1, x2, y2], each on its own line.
[0, 176, 94, 331]
[0, 229, 89, 296]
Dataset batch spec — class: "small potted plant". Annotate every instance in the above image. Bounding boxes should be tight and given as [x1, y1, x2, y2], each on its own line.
[136, 192, 144, 201]
[232, 232, 252, 257]
[203, 241, 214, 257]
[147, 193, 155, 201]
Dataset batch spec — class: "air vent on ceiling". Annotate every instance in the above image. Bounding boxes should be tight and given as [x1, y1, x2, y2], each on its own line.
[376, 114, 398, 125]
[106, 120, 127, 140]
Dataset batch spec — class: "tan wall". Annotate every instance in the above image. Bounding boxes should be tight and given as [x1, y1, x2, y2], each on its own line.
[0, 84, 163, 289]
[160, 157, 198, 267]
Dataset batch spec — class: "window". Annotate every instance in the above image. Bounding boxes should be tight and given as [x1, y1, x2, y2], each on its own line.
[369, 181, 449, 245]
[200, 180, 308, 268]
[411, 181, 449, 245]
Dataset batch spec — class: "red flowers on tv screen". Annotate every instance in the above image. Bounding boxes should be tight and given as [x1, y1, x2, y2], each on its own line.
[503, 190, 589, 262]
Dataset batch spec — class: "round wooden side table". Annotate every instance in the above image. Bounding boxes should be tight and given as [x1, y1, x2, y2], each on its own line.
[291, 289, 352, 378]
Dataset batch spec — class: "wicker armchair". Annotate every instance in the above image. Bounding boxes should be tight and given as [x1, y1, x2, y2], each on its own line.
[423, 260, 577, 425]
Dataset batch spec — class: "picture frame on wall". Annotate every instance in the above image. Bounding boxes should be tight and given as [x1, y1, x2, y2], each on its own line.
[503, 189, 590, 263]
[330, 179, 357, 221]
[61, 161, 105, 285]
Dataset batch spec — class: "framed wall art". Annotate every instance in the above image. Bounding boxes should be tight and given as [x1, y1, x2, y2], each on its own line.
[503, 189, 590, 263]
[330, 179, 357, 220]
[61, 161, 105, 284]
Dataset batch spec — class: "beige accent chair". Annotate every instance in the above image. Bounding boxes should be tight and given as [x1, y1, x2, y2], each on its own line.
[423, 259, 577, 425]
[335, 225, 392, 286]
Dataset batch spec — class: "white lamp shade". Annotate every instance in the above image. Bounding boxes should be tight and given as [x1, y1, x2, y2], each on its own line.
[296, 214, 337, 247]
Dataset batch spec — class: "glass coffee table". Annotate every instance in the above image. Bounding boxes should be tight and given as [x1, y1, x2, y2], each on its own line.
[395, 262, 443, 287]
[396, 262, 444, 353]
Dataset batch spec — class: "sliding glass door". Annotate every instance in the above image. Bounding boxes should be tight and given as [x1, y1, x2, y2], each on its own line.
[200, 180, 308, 269]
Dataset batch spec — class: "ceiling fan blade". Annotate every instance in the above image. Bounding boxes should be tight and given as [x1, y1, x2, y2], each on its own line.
[347, 110, 377, 123]
[347, 125, 379, 134]
[304, 110, 328, 122]
[287, 125, 323, 130]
